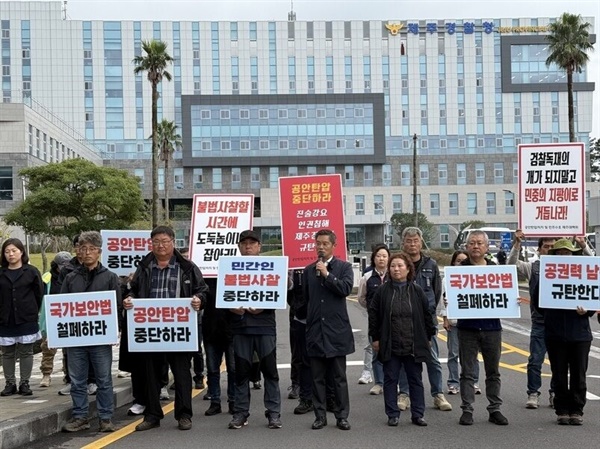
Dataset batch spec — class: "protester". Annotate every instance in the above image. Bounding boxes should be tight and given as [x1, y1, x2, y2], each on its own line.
[124, 226, 207, 431]
[39, 251, 72, 387]
[532, 238, 596, 425]
[357, 244, 390, 395]
[457, 230, 508, 426]
[61, 232, 122, 433]
[0, 238, 44, 397]
[438, 250, 481, 396]
[303, 229, 354, 431]
[228, 230, 283, 430]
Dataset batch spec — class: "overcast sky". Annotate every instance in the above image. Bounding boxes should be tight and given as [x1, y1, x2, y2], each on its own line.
[8, 0, 600, 136]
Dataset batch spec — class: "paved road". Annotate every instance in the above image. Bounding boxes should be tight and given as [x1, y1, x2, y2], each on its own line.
[25, 298, 600, 449]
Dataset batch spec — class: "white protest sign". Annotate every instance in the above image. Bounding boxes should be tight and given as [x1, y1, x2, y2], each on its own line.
[101, 230, 152, 276]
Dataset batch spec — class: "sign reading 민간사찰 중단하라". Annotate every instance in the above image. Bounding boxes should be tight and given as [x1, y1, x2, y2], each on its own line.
[444, 265, 521, 319]
[44, 291, 119, 348]
[215, 256, 289, 310]
[279, 174, 347, 270]
[126, 298, 198, 352]
[189, 194, 254, 278]
[538, 255, 600, 310]
[518, 142, 586, 237]
[100, 230, 152, 276]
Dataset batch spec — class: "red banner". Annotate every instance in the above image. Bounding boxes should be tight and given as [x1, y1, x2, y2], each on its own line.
[279, 174, 347, 269]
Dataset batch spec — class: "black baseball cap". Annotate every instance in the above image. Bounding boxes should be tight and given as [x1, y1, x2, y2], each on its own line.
[239, 229, 261, 243]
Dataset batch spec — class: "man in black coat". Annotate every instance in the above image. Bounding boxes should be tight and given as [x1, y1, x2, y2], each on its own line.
[303, 229, 354, 431]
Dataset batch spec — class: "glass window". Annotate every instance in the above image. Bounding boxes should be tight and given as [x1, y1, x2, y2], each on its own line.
[438, 164, 447, 185]
[486, 192, 496, 214]
[494, 162, 504, 184]
[456, 163, 466, 185]
[449, 193, 458, 216]
[374, 195, 384, 215]
[364, 165, 373, 187]
[504, 190, 515, 214]
[193, 168, 203, 188]
[173, 168, 184, 190]
[419, 164, 429, 186]
[307, 166, 317, 175]
[288, 166, 298, 177]
[134, 168, 144, 188]
[355, 195, 365, 216]
[392, 194, 402, 214]
[269, 167, 279, 188]
[400, 164, 410, 186]
[430, 193, 440, 216]
[231, 167, 241, 189]
[212, 168, 222, 189]
[475, 163, 485, 185]
[467, 193, 478, 215]
[250, 167, 261, 189]
[382, 164, 392, 187]
[344, 166, 354, 187]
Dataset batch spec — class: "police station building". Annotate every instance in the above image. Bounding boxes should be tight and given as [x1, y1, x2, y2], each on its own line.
[0, 1, 597, 250]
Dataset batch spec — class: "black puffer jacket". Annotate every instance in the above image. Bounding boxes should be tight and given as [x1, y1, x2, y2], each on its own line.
[0, 264, 44, 327]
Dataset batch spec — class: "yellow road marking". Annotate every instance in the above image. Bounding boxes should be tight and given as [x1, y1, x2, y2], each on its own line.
[82, 387, 205, 449]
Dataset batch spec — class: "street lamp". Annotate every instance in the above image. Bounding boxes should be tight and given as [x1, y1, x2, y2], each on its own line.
[412, 133, 418, 227]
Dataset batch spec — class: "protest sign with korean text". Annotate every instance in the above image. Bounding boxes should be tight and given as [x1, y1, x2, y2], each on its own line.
[444, 265, 521, 319]
[101, 230, 152, 276]
[518, 142, 586, 237]
[189, 194, 254, 278]
[127, 298, 198, 352]
[45, 291, 119, 348]
[216, 256, 288, 309]
[279, 174, 347, 269]
[538, 255, 600, 310]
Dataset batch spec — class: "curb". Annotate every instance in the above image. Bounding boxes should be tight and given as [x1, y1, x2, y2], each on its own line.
[0, 384, 132, 449]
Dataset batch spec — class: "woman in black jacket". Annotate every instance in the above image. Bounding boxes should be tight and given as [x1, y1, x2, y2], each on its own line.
[369, 252, 435, 427]
[0, 238, 44, 396]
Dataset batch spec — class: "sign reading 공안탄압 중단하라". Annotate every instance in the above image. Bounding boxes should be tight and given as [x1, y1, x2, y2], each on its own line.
[518, 143, 586, 237]
[127, 298, 198, 352]
[100, 230, 152, 276]
[444, 265, 521, 319]
[538, 255, 600, 310]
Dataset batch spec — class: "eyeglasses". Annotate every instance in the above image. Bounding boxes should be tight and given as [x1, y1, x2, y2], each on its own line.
[79, 246, 99, 253]
[152, 239, 174, 247]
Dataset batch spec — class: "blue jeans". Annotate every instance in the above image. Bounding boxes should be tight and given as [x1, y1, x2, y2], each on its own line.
[383, 354, 425, 419]
[458, 329, 502, 414]
[447, 326, 479, 389]
[205, 341, 235, 404]
[527, 321, 554, 395]
[398, 336, 444, 396]
[66, 345, 113, 419]
[364, 336, 384, 385]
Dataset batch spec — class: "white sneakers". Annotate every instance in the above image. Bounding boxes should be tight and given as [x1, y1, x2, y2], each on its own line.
[40, 375, 51, 387]
[58, 384, 72, 396]
[128, 403, 146, 416]
[160, 387, 170, 401]
[87, 383, 98, 395]
[358, 370, 373, 384]
[433, 393, 453, 411]
[369, 384, 383, 395]
[397, 393, 411, 411]
[526, 393, 539, 409]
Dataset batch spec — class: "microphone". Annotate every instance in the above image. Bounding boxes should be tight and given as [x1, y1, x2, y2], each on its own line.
[316, 251, 325, 277]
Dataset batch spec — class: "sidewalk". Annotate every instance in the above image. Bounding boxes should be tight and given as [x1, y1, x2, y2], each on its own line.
[0, 348, 133, 449]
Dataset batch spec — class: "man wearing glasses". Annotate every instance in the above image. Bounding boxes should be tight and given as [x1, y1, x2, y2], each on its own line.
[123, 226, 208, 431]
[61, 231, 122, 433]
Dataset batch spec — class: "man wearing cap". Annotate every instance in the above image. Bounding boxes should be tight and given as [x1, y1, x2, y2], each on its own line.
[228, 229, 283, 430]
[38, 251, 72, 387]
[532, 238, 596, 425]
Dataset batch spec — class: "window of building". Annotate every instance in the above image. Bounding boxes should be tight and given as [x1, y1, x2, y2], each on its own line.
[231, 167, 241, 189]
[316, 108, 326, 118]
[438, 164, 447, 185]
[174, 168, 184, 190]
[355, 195, 365, 215]
[504, 190, 515, 214]
[201, 141, 211, 151]
[364, 165, 373, 187]
[317, 139, 326, 149]
[494, 162, 504, 184]
[260, 140, 269, 150]
[250, 167, 261, 189]
[400, 164, 410, 186]
[193, 168, 203, 189]
[278, 109, 288, 119]
[392, 194, 402, 214]
[298, 140, 308, 149]
[212, 168, 222, 189]
[201, 110, 211, 119]
[220, 109, 230, 119]
[297, 109, 307, 118]
[419, 164, 429, 186]
[449, 193, 458, 215]
[134, 168, 145, 188]
[486, 192, 496, 214]
[240, 140, 250, 150]
[456, 163, 466, 185]
[239, 109, 249, 119]
[344, 166, 354, 187]
[382, 164, 392, 187]
[475, 163, 485, 185]
[288, 166, 298, 176]
[335, 108, 345, 118]
[269, 167, 279, 188]
[279, 140, 289, 150]
[307, 166, 317, 175]
[467, 193, 478, 215]
[336, 139, 346, 149]
[221, 141, 231, 151]
[430, 193, 440, 216]
[259, 109, 269, 119]
[374, 195, 384, 215]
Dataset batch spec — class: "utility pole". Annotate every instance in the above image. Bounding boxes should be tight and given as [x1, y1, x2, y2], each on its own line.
[412, 133, 418, 227]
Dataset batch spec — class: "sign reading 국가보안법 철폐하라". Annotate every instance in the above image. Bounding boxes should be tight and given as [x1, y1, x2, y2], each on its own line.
[518, 142, 586, 237]
[100, 229, 152, 276]
[444, 265, 521, 319]
[126, 298, 198, 352]
[279, 174, 347, 270]
[189, 194, 254, 278]
[215, 256, 289, 310]
[44, 291, 119, 348]
[538, 255, 600, 310]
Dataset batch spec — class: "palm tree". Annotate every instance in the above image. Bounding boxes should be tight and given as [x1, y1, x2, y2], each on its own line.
[157, 119, 182, 222]
[133, 40, 174, 227]
[545, 13, 594, 142]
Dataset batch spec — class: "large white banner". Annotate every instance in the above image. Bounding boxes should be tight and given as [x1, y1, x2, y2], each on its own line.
[127, 299, 198, 352]
[444, 265, 521, 319]
[518, 142, 586, 237]
[101, 230, 152, 276]
[539, 255, 600, 310]
[189, 194, 254, 278]
[216, 256, 289, 309]
[45, 291, 119, 348]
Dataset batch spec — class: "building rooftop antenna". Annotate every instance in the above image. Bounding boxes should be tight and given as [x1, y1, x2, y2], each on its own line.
[288, 0, 296, 22]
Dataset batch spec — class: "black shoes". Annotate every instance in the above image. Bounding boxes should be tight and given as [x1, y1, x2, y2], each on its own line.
[311, 417, 327, 430]
[194, 377, 205, 390]
[336, 418, 351, 430]
[287, 384, 300, 399]
[293, 399, 314, 415]
[387, 417, 399, 427]
[326, 398, 338, 413]
[267, 414, 282, 429]
[1, 383, 17, 396]
[411, 417, 428, 427]
[18, 381, 32, 396]
[178, 416, 192, 430]
[459, 412, 474, 426]
[488, 411, 509, 426]
[205, 403, 222, 416]
[135, 419, 160, 431]
[228, 414, 248, 429]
